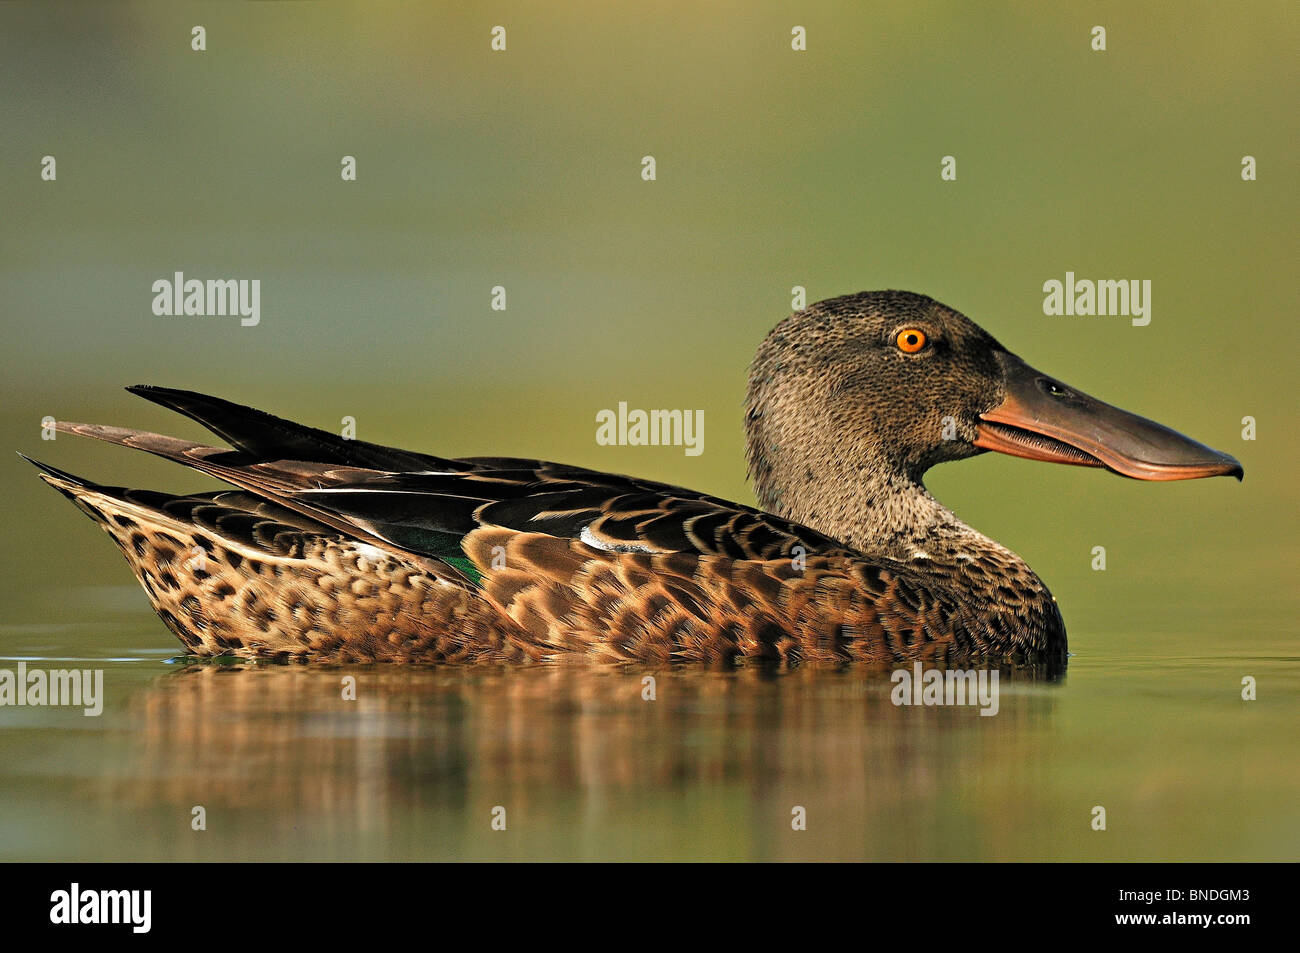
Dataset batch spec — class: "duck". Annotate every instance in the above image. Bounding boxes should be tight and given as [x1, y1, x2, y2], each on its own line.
[24, 291, 1241, 670]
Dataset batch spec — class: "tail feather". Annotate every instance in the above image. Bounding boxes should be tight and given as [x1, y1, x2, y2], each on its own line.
[20, 457, 246, 587]
[50, 421, 411, 555]
[17, 452, 92, 493]
[20, 454, 518, 660]
[125, 385, 462, 471]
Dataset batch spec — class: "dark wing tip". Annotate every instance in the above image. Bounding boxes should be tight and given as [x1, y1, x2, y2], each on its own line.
[126, 384, 199, 403]
[17, 452, 92, 489]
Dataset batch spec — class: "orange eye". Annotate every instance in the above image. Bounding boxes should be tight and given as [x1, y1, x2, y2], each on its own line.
[896, 328, 927, 353]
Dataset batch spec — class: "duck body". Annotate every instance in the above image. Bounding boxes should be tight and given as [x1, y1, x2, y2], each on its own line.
[27, 291, 1239, 670]
[32, 455, 1063, 669]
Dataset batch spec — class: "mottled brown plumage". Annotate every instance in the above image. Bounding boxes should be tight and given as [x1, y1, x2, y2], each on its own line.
[27, 291, 1241, 671]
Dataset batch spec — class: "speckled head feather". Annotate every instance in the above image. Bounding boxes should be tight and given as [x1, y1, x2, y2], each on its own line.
[747, 291, 1008, 554]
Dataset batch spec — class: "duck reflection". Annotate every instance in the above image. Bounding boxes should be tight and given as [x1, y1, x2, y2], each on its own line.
[112, 661, 1060, 860]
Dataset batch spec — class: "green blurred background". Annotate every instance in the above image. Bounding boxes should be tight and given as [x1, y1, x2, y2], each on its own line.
[0, 2, 1296, 861]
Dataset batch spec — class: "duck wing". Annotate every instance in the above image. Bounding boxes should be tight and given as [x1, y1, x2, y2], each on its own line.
[52, 388, 855, 569]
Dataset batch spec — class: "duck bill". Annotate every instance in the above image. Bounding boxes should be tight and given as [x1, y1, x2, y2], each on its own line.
[974, 352, 1243, 482]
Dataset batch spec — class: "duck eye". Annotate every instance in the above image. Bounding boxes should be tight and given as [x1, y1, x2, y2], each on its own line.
[895, 328, 928, 353]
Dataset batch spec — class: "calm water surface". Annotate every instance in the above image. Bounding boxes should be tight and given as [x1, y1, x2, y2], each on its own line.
[1, 593, 1295, 862]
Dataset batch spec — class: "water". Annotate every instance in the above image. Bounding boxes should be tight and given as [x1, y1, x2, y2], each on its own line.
[1, 600, 1295, 861]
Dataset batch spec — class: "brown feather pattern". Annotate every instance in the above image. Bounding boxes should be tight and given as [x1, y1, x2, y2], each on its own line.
[27, 292, 1088, 672]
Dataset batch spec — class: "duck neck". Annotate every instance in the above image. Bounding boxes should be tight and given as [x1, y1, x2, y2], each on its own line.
[746, 414, 1033, 568]
[751, 454, 980, 559]
[744, 415, 1068, 659]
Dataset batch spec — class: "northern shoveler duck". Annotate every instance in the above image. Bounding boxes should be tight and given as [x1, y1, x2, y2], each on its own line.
[25, 291, 1241, 669]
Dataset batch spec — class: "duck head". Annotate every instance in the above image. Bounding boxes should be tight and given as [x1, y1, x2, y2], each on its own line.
[745, 290, 1241, 551]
